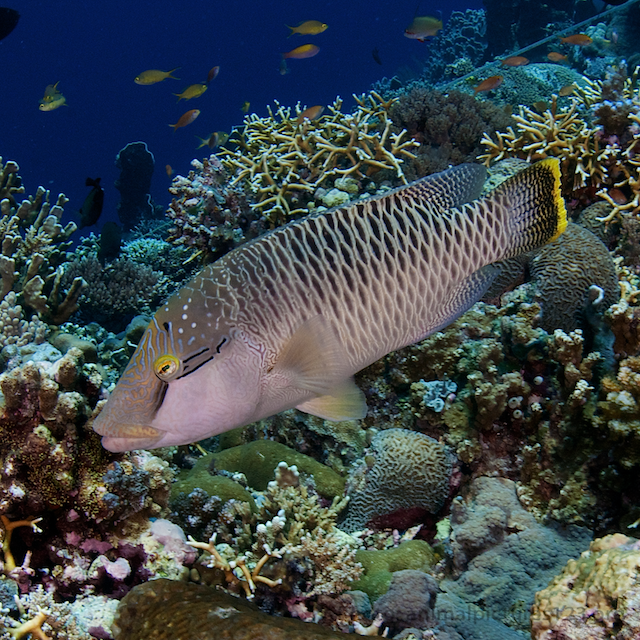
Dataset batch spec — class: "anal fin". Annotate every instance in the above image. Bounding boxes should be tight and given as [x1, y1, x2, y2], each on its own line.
[296, 379, 367, 421]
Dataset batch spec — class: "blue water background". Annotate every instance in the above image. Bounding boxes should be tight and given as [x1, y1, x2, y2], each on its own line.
[1, 0, 480, 234]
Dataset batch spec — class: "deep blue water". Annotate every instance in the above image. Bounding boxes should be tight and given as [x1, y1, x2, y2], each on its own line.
[1, 0, 480, 235]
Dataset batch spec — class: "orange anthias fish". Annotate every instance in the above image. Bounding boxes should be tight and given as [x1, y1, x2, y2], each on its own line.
[404, 15, 443, 41]
[296, 105, 324, 124]
[135, 68, 180, 85]
[559, 34, 592, 46]
[501, 56, 529, 67]
[169, 109, 200, 131]
[286, 20, 328, 36]
[473, 75, 503, 94]
[558, 84, 576, 97]
[283, 44, 320, 59]
[174, 83, 208, 101]
[547, 51, 568, 62]
[207, 66, 220, 83]
[166, 164, 174, 177]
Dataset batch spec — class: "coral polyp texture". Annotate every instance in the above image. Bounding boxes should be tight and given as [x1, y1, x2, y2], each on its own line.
[531, 534, 640, 639]
[218, 92, 418, 225]
[341, 429, 453, 532]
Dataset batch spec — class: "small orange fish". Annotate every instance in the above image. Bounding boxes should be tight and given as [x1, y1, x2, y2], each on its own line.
[166, 164, 174, 177]
[296, 105, 324, 124]
[473, 75, 503, 94]
[282, 44, 320, 59]
[558, 84, 576, 97]
[286, 20, 328, 37]
[207, 66, 220, 84]
[559, 34, 592, 46]
[608, 188, 627, 205]
[547, 51, 568, 62]
[404, 15, 443, 41]
[169, 109, 200, 131]
[501, 56, 529, 67]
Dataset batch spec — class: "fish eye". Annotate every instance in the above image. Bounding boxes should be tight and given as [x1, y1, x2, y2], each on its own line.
[154, 354, 181, 381]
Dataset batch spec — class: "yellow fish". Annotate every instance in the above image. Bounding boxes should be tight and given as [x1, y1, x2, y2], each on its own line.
[174, 83, 208, 101]
[286, 20, 328, 36]
[241, 101, 250, 114]
[135, 68, 180, 85]
[404, 15, 443, 41]
[282, 44, 320, 60]
[39, 82, 66, 111]
[196, 131, 229, 149]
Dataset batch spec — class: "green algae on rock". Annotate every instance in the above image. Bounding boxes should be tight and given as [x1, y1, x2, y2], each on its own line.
[210, 440, 345, 498]
[351, 540, 436, 601]
[112, 578, 360, 639]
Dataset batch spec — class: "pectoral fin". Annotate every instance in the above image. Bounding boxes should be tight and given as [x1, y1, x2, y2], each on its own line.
[271, 315, 350, 395]
[296, 379, 367, 421]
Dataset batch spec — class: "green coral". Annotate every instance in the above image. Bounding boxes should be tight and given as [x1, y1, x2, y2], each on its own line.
[351, 540, 436, 601]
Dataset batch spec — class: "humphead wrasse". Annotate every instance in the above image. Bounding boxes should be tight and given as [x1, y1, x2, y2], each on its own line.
[94, 160, 567, 452]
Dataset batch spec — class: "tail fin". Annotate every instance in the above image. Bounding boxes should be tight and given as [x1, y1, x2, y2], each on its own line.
[492, 158, 567, 257]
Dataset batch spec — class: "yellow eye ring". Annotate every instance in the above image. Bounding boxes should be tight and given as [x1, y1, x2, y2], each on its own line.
[154, 354, 180, 381]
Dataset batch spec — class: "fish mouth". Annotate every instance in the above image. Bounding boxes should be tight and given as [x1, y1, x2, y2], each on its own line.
[100, 430, 166, 453]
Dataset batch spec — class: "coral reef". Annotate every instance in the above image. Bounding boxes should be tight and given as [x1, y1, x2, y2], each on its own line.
[389, 87, 513, 178]
[531, 533, 640, 639]
[341, 429, 453, 533]
[219, 92, 418, 225]
[0, 159, 84, 324]
[112, 579, 361, 639]
[167, 154, 260, 263]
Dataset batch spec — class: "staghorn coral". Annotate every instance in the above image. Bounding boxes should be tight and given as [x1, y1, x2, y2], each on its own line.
[341, 429, 453, 533]
[219, 92, 418, 225]
[389, 87, 512, 179]
[0, 158, 23, 206]
[531, 534, 640, 639]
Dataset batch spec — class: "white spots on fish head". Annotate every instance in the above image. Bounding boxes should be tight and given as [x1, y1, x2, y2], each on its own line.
[181, 314, 188, 320]
[178, 328, 184, 334]
[191, 322, 197, 329]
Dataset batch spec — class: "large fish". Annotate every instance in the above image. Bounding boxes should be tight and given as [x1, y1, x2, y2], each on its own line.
[94, 160, 567, 451]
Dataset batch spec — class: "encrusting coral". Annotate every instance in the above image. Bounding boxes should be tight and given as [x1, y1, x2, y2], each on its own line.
[218, 92, 418, 225]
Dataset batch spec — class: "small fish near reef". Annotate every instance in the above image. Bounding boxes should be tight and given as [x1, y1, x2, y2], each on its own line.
[79, 178, 104, 229]
[94, 159, 568, 451]
[372, 47, 382, 65]
[296, 105, 324, 124]
[169, 109, 200, 131]
[174, 83, 208, 102]
[135, 68, 180, 85]
[165, 164, 174, 177]
[558, 34, 592, 46]
[501, 56, 529, 67]
[473, 75, 503, 94]
[286, 20, 328, 36]
[279, 58, 290, 75]
[0, 7, 19, 41]
[196, 131, 229, 149]
[282, 44, 320, 59]
[558, 84, 576, 97]
[206, 66, 220, 83]
[241, 101, 251, 113]
[404, 15, 443, 41]
[547, 51, 568, 62]
[39, 82, 66, 111]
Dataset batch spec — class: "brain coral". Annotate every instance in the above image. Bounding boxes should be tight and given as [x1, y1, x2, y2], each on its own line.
[341, 429, 452, 532]
[531, 533, 640, 639]
[530, 222, 619, 333]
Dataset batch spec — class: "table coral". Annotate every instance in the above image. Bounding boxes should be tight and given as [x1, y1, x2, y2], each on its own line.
[219, 92, 418, 225]
[531, 533, 640, 639]
[341, 429, 453, 533]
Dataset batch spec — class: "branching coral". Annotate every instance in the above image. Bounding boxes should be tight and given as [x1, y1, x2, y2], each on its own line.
[219, 92, 418, 225]
[0, 159, 84, 324]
